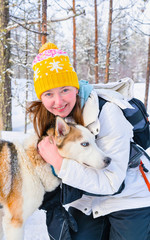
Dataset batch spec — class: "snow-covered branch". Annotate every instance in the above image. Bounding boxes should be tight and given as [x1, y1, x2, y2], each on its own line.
[6, 11, 85, 33]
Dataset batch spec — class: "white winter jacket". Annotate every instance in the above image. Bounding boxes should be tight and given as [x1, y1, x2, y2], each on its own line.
[58, 79, 150, 218]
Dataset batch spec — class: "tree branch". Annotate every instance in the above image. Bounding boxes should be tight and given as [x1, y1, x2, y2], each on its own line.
[6, 10, 85, 33]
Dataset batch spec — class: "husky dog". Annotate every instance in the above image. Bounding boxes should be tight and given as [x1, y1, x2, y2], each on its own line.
[0, 117, 111, 240]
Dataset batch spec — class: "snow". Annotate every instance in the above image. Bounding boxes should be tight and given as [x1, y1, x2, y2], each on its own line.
[24, 210, 49, 240]
[1, 82, 150, 239]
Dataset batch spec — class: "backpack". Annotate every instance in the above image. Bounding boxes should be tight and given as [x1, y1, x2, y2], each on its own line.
[98, 96, 150, 150]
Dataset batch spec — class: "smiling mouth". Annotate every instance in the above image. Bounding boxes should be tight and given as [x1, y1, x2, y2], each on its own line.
[55, 105, 66, 111]
[57, 106, 65, 110]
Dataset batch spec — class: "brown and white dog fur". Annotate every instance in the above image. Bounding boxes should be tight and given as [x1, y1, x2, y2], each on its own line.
[0, 117, 111, 240]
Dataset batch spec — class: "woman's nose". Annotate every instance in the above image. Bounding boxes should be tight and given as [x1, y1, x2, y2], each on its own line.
[54, 94, 63, 105]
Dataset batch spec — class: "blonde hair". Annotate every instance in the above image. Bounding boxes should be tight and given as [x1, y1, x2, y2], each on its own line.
[27, 95, 84, 138]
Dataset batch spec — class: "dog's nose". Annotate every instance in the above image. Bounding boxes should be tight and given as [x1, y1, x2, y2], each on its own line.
[104, 157, 111, 166]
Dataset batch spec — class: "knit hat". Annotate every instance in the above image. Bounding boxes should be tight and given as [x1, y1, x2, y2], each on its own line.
[32, 42, 79, 99]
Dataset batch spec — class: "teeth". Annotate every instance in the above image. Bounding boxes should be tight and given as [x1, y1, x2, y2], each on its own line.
[57, 106, 65, 110]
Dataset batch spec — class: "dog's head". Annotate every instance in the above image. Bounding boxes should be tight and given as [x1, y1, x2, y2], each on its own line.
[47, 116, 111, 170]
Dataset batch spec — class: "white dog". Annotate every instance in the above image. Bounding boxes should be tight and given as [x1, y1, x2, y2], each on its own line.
[0, 117, 111, 240]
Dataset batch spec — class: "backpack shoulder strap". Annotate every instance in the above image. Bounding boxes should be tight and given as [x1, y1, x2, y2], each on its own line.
[98, 96, 107, 115]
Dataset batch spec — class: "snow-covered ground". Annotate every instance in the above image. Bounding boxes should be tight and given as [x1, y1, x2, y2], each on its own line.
[24, 210, 49, 240]
[1, 82, 150, 239]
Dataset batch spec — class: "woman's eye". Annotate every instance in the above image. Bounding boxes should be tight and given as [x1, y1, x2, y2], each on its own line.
[45, 93, 52, 97]
[80, 142, 89, 147]
[63, 88, 69, 93]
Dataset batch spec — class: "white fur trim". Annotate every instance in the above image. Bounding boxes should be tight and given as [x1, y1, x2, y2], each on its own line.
[92, 77, 134, 100]
[82, 90, 99, 127]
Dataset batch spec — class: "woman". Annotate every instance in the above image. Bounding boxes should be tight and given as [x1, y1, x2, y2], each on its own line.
[28, 42, 150, 240]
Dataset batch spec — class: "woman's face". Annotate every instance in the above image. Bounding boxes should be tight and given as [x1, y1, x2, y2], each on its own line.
[41, 86, 78, 118]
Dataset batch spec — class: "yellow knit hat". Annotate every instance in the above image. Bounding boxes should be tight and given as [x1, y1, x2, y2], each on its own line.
[32, 42, 79, 99]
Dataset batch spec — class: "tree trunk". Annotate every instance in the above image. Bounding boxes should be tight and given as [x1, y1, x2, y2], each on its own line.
[94, 0, 98, 83]
[38, 0, 42, 44]
[42, 0, 47, 45]
[0, 0, 12, 130]
[73, 0, 76, 71]
[144, 36, 150, 109]
[24, 30, 29, 133]
[104, 0, 113, 83]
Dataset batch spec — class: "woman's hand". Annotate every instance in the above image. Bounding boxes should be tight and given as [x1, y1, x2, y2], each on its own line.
[38, 136, 63, 171]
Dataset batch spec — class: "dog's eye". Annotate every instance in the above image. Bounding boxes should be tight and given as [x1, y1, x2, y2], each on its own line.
[81, 142, 89, 147]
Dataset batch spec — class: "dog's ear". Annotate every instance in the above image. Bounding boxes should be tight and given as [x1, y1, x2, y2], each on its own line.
[55, 117, 70, 142]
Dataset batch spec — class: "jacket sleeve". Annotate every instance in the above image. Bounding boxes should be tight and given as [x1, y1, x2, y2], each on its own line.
[58, 102, 133, 195]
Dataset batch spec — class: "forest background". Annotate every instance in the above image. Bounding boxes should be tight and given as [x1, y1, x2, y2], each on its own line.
[0, 0, 150, 133]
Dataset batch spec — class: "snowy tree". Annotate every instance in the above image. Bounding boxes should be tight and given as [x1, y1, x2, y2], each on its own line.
[94, 0, 98, 83]
[144, 36, 150, 109]
[73, 0, 77, 71]
[75, 16, 95, 82]
[104, 0, 113, 83]
[0, 0, 12, 130]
